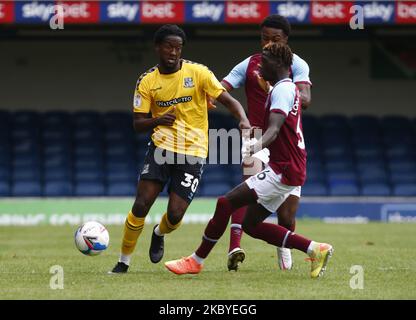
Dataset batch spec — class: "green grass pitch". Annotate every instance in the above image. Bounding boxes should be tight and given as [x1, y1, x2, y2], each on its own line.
[1, 219, 415, 300]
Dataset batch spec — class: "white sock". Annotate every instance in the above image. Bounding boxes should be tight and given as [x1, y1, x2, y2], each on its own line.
[191, 253, 204, 265]
[154, 225, 164, 237]
[307, 241, 317, 256]
[119, 254, 131, 266]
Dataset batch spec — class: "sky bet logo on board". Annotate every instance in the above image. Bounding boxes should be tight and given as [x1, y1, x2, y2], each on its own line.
[396, 1, 416, 24]
[56, 1, 99, 24]
[311, 1, 353, 24]
[185, 1, 225, 23]
[271, 1, 310, 24]
[100, 1, 140, 23]
[225, 1, 269, 24]
[140, 1, 184, 24]
[360, 1, 395, 24]
[0, 1, 14, 24]
[15, 1, 55, 23]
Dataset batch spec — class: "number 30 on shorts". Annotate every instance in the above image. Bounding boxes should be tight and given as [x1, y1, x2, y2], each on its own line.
[181, 173, 199, 192]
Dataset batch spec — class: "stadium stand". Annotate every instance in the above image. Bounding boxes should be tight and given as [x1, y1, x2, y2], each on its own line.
[0, 111, 415, 197]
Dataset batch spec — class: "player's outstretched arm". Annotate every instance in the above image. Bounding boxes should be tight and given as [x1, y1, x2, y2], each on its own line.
[216, 91, 250, 130]
[296, 83, 311, 110]
[251, 112, 285, 153]
[133, 109, 176, 133]
[206, 81, 234, 111]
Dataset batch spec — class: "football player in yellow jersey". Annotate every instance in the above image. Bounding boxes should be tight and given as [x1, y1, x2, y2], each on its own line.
[110, 24, 250, 273]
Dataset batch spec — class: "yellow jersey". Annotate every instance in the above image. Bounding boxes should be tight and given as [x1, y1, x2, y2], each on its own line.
[133, 59, 225, 158]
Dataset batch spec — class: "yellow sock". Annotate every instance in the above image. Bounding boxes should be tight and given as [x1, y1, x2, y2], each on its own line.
[121, 211, 145, 256]
[158, 212, 182, 235]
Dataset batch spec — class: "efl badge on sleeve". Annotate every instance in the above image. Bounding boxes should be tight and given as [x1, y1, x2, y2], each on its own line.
[133, 94, 142, 108]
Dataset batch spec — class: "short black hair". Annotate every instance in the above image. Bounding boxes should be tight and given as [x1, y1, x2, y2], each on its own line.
[263, 42, 293, 69]
[260, 14, 291, 37]
[154, 24, 187, 46]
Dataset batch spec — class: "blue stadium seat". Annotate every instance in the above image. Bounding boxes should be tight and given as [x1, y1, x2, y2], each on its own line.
[357, 162, 387, 174]
[13, 111, 40, 125]
[381, 115, 412, 129]
[106, 170, 133, 182]
[74, 145, 103, 157]
[44, 155, 71, 168]
[44, 143, 71, 155]
[42, 111, 71, 128]
[326, 160, 355, 172]
[393, 184, 416, 196]
[359, 170, 389, 184]
[0, 150, 11, 166]
[107, 182, 136, 196]
[42, 128, 71, 142]
[73, 111, 101, 126]
[0, 166, 10, 180]
[43, 181, 73, 197]
[201, 182, 231, 197]
[13, 154, 41, 167]
[322, 145, 352, 157]
[104, 130, 132, 142]
[202, 171, 228, 183]
[302, 182, 328, 196]
[390, 172, 416, 184]
[385, 145, 413, 158]
[352, 135, 383, 147]
[74, 169, 104, 182]
[103, 111, 131, 126]
[75, 158, 104, 169]
[44, 167, 72, 181]
[302, 114, 319, 129]
[329, 182, 360, 196]
[12, 181, 42, 196]
[13, 167, 41, 181]
[388, 161, 416, 173]
[354, 145, 384, 157]
[361, 183, 391, 196]
[320, 114, 348, 128]
[107, 144, 135, 157]
[74, 182, 105, 196]
[73, 128, 101, 141]
[350, 115, 379, 129]
[0, 181, 10, 196]
[13, 140, 39, 154]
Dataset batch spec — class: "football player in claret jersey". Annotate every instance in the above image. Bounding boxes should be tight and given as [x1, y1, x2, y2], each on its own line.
[220, 14, 312, 271]
[109, 24, 250, 274]
[165, 43, 333, 279]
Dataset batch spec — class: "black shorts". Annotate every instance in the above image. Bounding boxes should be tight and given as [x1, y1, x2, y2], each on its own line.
[139, 142, 205, 203]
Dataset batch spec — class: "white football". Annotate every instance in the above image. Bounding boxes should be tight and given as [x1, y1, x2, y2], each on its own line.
[74, 221, 110, 256]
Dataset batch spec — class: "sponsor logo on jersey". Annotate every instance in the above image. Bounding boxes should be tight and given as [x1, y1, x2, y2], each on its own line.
[185, 1, 225, 23]
[396, 1, 416, 24]
[361, 1, 394, 24]
[184, 77, 194, 88]
[141, 1, 184, 23]
[311, 1, 353, 24]
[225, 1, 269, 23]
[156, 96, 192, 107]
[272, 1, 310, 23]
[101, 1, 140, 23]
